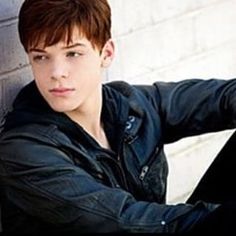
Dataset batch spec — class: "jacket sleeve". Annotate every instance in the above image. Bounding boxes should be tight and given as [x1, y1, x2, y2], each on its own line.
[0, 133, 217, 233]
[151, 78, 236, 143]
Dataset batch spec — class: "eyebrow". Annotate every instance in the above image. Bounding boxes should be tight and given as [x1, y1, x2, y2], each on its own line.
[29, 43, 87, 52]
[63, 43, 86, 49]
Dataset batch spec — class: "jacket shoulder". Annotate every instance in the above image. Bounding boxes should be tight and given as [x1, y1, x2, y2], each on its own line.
[105, 80, 161, 109]
[105, 81, 136, 97]
[106, 80, 159, 97]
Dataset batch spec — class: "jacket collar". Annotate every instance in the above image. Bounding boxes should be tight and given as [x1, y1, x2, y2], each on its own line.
[2, 80, 144, 151]
[104, 81, 144, 145]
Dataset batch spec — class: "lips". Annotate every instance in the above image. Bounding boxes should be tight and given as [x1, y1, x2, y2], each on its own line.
[49, 87, 75, 96]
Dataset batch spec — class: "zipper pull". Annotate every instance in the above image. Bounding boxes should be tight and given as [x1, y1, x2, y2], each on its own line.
[139, 165, 149, 180]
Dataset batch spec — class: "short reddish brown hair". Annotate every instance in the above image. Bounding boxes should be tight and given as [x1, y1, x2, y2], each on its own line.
[18, 0, 112, 52]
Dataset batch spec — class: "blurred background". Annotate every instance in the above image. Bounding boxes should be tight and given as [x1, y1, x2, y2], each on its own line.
[1, 0, 236, 203]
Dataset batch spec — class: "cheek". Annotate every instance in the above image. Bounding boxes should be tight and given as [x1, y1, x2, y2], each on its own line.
[34, 74, 50, 95]
[34, 74, 46, 87]
[34, 79, 46, 95]
[31, 66, 41, 81]
[31, 66, 49, 83]
[82, 55, 102, 71]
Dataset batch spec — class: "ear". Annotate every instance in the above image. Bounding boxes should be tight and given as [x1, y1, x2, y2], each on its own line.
[101, 39, 115, 68]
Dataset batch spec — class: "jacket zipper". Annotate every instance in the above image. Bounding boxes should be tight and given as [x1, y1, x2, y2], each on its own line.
[116, 155, 129, 190]
[139, 166, 149, 181]
[98, 154, 129, 191]
[139, 146, 161, 181]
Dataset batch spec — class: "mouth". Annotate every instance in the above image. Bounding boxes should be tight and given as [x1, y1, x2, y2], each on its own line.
[49, 88, 75, 96]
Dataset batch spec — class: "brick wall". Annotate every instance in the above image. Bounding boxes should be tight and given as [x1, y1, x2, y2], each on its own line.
[0, 0, 32, 126]
[108, 0, 236, 203]
[1, 0, 236, 204]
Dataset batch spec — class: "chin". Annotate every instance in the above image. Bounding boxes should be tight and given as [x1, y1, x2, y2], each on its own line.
[49, 105, 69, 113]
[52, 105, 79, 113]
[48, 100, 79, 113]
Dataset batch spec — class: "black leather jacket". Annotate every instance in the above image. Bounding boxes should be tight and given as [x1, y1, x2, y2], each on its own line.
[0, 78, 236, 234]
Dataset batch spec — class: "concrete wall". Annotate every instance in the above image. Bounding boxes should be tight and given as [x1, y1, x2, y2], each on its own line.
[1, 0, 236, 204]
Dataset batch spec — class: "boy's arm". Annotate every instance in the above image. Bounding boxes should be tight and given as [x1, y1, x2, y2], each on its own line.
[0, 135, 216, 233]
[152, 78, 236, 143]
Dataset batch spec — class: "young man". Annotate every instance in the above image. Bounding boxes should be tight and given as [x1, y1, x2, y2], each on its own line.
[1, 0, 236, 234]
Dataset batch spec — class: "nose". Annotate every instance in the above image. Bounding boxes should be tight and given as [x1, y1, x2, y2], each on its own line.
[50, 60, 69, 80]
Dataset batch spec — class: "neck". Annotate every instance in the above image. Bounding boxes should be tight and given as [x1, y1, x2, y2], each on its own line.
[77, 116, 110, 149]
[65, 88, 110, 149]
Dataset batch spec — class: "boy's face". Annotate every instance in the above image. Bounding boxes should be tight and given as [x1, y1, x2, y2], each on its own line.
[27, 27, 114, 113]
